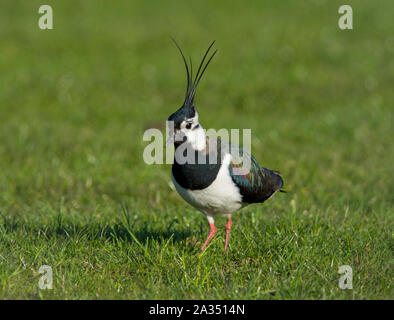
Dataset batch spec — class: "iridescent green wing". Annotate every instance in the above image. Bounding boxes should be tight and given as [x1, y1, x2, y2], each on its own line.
[228, 144, 283, 203]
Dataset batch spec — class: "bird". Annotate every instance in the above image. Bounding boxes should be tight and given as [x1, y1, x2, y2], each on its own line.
[166, 40, 285, 252]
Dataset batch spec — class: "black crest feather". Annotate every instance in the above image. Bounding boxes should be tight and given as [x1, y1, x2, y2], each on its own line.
[171, 38, 217, 107]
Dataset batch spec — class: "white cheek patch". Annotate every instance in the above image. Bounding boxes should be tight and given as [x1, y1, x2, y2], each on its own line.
[185, 126, 206, 151]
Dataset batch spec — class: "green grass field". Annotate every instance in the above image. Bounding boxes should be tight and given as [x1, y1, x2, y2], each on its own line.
[0, 0, 393, 299]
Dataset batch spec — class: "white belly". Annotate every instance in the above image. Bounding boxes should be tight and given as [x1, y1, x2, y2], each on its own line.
[171, 154, 243, 215]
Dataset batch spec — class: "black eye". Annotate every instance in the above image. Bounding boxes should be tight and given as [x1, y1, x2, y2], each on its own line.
[186, 123, 192, 129]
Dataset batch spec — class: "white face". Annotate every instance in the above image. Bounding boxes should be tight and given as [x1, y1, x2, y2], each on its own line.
[182, 112, 207, 151]
[170, 111, 206, 151]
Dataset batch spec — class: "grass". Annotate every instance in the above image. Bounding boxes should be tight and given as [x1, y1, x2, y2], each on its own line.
[0, 0, 393, 299]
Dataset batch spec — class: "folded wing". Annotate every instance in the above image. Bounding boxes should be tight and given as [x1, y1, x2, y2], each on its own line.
[228, 144, 283, 204]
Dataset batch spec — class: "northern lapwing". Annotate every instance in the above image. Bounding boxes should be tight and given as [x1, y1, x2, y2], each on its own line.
[167, 40, 285, 252]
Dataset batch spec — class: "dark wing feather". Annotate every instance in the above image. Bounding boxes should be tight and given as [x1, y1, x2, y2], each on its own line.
[228, 144, 283, 204]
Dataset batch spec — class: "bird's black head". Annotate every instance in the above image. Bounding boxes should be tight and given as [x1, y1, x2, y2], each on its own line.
[168, 40, 217, 131]
[168, 102, 197, 130]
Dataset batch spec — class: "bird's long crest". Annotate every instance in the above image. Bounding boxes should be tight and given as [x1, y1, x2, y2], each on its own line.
[171, 38, 217, 106]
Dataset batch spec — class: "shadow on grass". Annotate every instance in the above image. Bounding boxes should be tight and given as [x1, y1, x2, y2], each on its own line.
[0, 211, 193, 246]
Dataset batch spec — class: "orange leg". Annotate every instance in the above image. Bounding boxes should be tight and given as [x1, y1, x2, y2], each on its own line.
[200, 222, 216, 251]
[224, 217, 232, 251]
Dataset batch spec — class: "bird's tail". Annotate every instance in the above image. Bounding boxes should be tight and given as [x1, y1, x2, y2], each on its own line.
[273, 171, 287, 193]
[262, 168, 284, 192]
